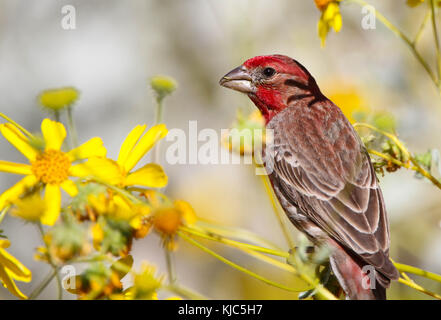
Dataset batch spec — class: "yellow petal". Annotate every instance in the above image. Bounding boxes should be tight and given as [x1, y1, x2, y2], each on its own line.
[331, 12, 342, 32]
[41, 118, 66, 151]
[60, 179, 78, 197]
[70, 158, 124, 186]
[0, 123, 38, 161]
[323, 2, 339, 21]
[0, 265, 28, 299]
[41, 184, 61, 226]
[117, 125, 147, 167]
[0, 175, 38, 210]
[174, 200, 197, 225]
[318, 18, 329, 47]
[125, 163, 168, 188]
[113, 195, 132, 211]
[124, 124, 168, 172]
[0, 239, 10, 249]
[0, 161, 31, 175]
[0, 248, 31, 282]
[67, 137, 107, 161]
[10, 192, 46, 222]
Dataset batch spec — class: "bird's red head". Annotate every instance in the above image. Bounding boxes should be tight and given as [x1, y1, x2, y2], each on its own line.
[220, 54, 322, 123]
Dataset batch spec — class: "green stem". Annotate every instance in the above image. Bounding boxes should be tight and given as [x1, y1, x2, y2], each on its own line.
[36, 223, 63, 300]
[152, 97, 164, 164]
[395, 262, 441, 284]
[165, 247, 176, 285]
[66, 105, 79, 148]
[354, 122, 441, 189]
[0, 112, 34, 138]
[180, 225, 289, 258]
[178, 231, 309, 294]
[0, 206, 10, 225]
[430, 0, 441, 84]
[155, 97, 164, 125]
[196, 221, 283, 251]
[398, 277, 441, 300]
[29, 268, 59, 300]
[260, 174, 295, 249]
[87, 178, 146, 205]
[163, 284, 208, 300]
[414, 9, 431, 45]
[54, 111, 60, 122]
[55, 271, 63, 300]
[354, 123, 410, 158]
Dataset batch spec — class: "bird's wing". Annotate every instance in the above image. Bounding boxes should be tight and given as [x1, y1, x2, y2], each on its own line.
[265, 102, 398, 280]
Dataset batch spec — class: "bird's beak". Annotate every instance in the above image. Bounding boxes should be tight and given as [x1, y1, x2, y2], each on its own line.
[219, 65, 255, 94]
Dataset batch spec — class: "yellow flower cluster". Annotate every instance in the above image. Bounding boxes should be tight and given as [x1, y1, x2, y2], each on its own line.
[0, 75, 202, 300]
[314, 0, 342, 47]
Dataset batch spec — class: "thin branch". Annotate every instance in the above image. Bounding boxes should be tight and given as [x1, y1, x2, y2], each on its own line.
[398, 278, 441, 300]
[345, 0, 438, 89]
[180, 225, 289, 258]
[178, 231, 337, 299]
[259, 173, 295, 249]
[430, 0, 441, 84]
[164, 247, 176, 285]
[354, 122, 441, 189]
[179, 231, 310, 294]
[395, 262, 441, 284]
[163, 284, 208, 300]
[35, 223, 63, 300]
[414, 9, 432, 46]
[0, 112, 34, 138]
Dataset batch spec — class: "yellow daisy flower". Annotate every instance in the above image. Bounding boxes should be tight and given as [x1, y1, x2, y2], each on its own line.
[0, 118, 106, 225]
[0, 239, 32, 299]
[70, 124, 168, 189]
[315, 0, 342, 47]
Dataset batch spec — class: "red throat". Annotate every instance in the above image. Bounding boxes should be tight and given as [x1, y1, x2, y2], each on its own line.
[250, 87, 288, 123]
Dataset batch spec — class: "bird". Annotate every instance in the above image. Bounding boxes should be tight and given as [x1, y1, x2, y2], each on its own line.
[219, 54, 399, 300]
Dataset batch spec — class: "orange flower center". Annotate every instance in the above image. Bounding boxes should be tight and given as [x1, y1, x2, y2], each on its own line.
[152, 208, 182, 236]
[31, 149, 71, 184]
[314, 0, 335, 10]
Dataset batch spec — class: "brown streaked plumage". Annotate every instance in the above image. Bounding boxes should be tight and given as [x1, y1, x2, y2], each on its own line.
[220, 54, 399, 299]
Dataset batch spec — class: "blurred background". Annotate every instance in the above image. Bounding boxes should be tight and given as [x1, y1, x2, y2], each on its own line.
[0, 0, 440, 299]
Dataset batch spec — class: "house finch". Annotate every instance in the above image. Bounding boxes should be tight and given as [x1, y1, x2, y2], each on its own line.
[219, 54, 399, 300]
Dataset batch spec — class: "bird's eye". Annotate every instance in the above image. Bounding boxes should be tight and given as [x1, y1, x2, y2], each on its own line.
[263, 67, 276, 78]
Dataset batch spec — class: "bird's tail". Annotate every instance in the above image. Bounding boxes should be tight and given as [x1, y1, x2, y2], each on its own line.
[327, 240, 391, 300]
